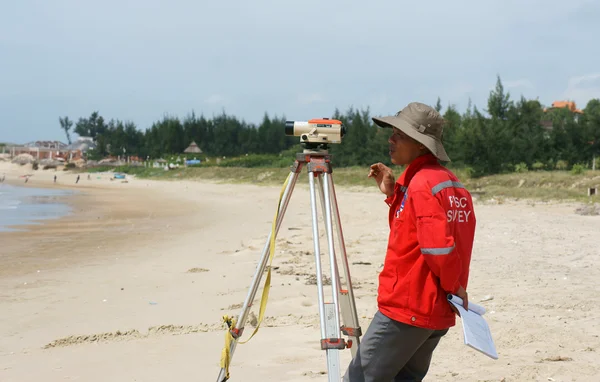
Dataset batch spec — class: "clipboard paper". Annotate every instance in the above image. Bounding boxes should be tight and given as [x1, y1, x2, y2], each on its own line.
[447, 294, 498, 360]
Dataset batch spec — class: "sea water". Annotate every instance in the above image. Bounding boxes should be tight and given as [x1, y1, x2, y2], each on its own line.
[0, 184, 74, 232]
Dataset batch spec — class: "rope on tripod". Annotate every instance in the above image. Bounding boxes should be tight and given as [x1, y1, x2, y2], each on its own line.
[218, 173, 292, 381]
[219, 315, 236, 381]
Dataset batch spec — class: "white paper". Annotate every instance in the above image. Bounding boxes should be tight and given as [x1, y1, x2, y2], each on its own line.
[447, 294, 498, 360]
[448, 295, 486, 315]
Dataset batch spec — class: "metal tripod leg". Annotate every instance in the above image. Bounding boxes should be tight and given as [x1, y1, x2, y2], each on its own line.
[315, 174, 341, 293]
[308, 171, 341, 382]
[315, 174, 343, 332]
[316, 175, 361, 357]
[216, 167, 302, 382]
[326, 174, 362, 355]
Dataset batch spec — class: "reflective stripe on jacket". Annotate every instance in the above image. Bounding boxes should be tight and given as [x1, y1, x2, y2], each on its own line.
[377, 154, 476, 330]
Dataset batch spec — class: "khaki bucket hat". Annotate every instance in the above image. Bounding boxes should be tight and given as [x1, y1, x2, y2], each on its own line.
[372, 102, 450, 162]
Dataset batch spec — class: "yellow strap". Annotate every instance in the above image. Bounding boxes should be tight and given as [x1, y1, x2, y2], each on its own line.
[219, 315, 236, 380]
[239, 172, 290, 343]
[218, 173, 291, 379]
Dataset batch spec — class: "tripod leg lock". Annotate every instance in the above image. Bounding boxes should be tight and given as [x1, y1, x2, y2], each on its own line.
[229, 327, 243, 339]
[223, 316, 244, 339]
[321, 338, 348, 350]
[341, 325, 362, 338]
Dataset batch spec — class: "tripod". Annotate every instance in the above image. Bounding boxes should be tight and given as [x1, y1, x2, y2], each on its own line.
[217, 148, 362, 381]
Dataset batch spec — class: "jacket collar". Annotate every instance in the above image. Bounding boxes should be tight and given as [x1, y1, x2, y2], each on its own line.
[397, 153, 438, 187]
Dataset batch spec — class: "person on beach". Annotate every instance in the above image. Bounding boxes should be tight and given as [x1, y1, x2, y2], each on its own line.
[343, 102, 477, 381]
[54, 175, 57, 183]
[76, 175, 80, 184]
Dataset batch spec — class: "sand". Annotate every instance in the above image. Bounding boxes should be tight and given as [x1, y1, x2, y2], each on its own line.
[1, 162, 599, 381]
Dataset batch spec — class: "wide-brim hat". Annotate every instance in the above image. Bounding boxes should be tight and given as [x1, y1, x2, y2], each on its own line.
[372, 102, 450, 162]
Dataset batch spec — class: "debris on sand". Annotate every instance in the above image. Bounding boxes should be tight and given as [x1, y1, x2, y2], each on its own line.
[43, 329, 143, 348]
[305, 274, 331, 286]
[575, 204, 600, 216]
[248, 311, 258, 327]
[187, 267, 209, 273]
[43, 324, 212, 349]
[542, 355, 573, 362]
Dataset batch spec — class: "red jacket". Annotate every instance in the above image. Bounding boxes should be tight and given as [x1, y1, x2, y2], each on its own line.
[377, 154, 476, 330]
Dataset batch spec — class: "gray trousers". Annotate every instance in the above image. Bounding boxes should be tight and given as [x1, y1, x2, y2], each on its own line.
[343, 310, 448, 382]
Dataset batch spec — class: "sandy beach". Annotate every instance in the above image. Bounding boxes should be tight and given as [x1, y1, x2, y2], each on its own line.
[1, 162, 599, 382]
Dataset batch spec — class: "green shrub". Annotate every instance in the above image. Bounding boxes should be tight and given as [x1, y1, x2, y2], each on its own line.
[85, 165, 116, 173]
[555, 160, 568, 170]
[514, 162, 528, 173]
[216, 154, 289, 168]
[570, 163, 586, 175]
[532, 161, 544, 171]
[464, 167, 476, 179]
[85, 149, 103, 161]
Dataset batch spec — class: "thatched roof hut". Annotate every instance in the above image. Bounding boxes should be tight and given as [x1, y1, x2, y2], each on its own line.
[184, 141, 202, 154]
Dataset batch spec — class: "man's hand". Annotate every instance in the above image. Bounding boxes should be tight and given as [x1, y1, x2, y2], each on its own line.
[456, 285, 468, 310]
[449, 286, 468, 316]
[368, 163, 395, 197]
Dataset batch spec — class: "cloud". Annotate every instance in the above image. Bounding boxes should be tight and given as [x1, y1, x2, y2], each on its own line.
[566, 73, 600, 88]
[486, 79, 534, 92]
[503, 79, 534, 89]
[563, 73, 600, 105]
[297, 93, 326, 104]
[204, 94, 225, 104]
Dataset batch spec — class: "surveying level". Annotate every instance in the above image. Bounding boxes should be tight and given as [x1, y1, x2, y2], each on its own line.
[217, 146, 361, 382]
[285, 118, 347, 146]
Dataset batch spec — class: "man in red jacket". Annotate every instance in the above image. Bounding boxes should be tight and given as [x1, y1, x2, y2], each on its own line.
[343, 102, 476, 381]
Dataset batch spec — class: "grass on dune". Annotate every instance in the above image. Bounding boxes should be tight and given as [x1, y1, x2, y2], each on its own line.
[78, 164, 600, 203]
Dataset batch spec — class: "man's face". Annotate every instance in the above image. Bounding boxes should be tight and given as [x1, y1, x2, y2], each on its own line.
[388, 128, 425, 165]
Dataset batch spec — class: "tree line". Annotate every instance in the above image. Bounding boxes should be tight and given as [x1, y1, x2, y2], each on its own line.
[59, 76, 600, 177]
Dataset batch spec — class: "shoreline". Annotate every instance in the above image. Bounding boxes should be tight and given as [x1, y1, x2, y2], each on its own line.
[0, 163, 207, 279]
[0, 182, 190, 279]
[0, 183, 76, 233]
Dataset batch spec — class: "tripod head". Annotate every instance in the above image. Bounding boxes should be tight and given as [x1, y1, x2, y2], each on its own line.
[300, 142, 331, 153]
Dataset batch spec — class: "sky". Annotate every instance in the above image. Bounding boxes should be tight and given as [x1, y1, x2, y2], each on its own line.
[1, 0, 599, 144]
